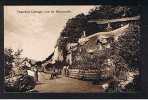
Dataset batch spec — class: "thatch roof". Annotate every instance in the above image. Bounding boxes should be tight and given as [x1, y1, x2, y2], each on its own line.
[78, 24, 129, 45]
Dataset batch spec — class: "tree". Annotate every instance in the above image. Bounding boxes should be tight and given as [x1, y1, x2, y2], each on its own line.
[87, 5, 140, 19]
[4, 48, 14, 76]
[4, 48, 23, 76]
[4, 48, 36, 92]
[116, 22, 140, 68]
[61, 13, 87, 42]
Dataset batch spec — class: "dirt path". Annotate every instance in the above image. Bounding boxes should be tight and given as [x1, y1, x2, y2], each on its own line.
[33, 72, 104, 93]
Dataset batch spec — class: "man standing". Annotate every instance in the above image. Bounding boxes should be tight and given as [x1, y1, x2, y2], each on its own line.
[62, 66, 67, 76]
[34, 65, 38, 82]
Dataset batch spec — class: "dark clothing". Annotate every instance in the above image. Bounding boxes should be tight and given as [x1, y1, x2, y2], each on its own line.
[34, 67, 38, 82]
[50, 68, 58, 79]
[34, 71, 38, 82]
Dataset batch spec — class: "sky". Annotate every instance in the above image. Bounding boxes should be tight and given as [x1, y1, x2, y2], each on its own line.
[4, 6, 95, 61]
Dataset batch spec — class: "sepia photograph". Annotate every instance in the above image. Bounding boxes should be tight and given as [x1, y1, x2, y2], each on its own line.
[4, 5, 141, 93]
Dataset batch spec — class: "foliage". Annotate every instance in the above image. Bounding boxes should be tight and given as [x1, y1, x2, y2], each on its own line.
[124, 75, 141, 92]
[87, 5, 140, 19]
[5, 75, 35, 92]
[116, 22, 140, 68]
[57, 5, 140, 58]
[4, 48, 23, 76]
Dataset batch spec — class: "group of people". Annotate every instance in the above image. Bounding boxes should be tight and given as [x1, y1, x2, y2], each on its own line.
[50, 67, 59, 79]
[49, 66, 69, 80]
[22, 63, 70, 81]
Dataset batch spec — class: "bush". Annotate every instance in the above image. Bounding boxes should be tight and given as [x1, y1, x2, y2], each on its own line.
[5, 75, 35, 92]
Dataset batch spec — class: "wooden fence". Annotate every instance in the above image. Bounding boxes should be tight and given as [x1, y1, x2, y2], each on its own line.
[68, 69, 100, 80]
